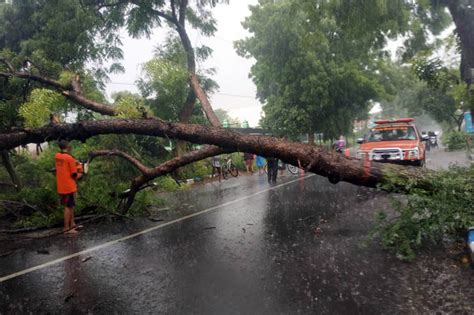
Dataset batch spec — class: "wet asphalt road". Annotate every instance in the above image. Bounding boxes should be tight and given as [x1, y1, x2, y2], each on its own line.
[1, 149, 473, 314]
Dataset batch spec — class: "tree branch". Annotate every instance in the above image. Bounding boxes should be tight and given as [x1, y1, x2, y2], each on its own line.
[0, 58, 15, 73]
[0, 70, 117, 116]
[88, 145, 228, 213]
[171, 0, 177, 20]
[142, 145, 227, 181]
[88, 150, 150, 175]
[178, 0, 188, 26]
[0, 118, 434, 192]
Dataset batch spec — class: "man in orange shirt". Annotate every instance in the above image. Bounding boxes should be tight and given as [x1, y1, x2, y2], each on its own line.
[55, 140, 82, 234]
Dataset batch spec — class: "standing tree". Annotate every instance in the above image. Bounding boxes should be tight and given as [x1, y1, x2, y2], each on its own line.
[236, 0, 382, 141]
[302, 0, 474, 113]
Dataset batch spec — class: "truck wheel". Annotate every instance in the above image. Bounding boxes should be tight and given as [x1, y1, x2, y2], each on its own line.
[413, 159, 425, 167]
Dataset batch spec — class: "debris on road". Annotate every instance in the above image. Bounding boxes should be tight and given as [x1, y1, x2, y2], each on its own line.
[148, 217, 165, 222]
[82, 256, 92, 263]
[294, 215, 315, 222]
[314, 227, 322, 237]
[64, 292, 75, 303]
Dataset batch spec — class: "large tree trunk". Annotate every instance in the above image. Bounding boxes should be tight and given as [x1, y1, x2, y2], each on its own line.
[0, 118, 432, 191]
[448, 0, 474, 114]
[1, 150, 22, 191]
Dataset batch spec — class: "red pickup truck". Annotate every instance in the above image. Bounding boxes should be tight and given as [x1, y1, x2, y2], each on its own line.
[356, 118, 427, 167]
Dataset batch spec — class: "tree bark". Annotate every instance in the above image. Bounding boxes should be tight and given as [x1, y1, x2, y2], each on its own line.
[448, 0, 474, 113]
[0, 118, 433, 191]
[1, 150, 22, 191]
[166, 1, 221, 127]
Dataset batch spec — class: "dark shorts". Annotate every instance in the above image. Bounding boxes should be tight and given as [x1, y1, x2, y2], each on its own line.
[60, 193, 75, 208]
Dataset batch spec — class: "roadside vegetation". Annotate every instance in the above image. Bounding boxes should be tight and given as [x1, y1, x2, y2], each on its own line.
[374, 164, 474, 261]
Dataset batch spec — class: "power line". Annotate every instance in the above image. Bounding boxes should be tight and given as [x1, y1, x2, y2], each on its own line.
[107, 82, 256, 99]
[108, 82, 136, 86]
[215, 92, 256, 99]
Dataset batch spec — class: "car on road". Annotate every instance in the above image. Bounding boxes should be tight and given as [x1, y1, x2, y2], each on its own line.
[356, 118, 427, 167]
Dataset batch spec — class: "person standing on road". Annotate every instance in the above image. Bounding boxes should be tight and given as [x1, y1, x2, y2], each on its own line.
[278, 160, 286, 177]
[211, 155, 222, 182]
[267, 157, 278, 183]
[335, 135, 346, 153]
[243, 152, 254, 173]
[55, 140, 82, 234]
[256, 155, 266, 175]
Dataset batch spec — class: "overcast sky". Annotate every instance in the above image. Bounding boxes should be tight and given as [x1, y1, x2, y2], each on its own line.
[106, 0, 262, 127]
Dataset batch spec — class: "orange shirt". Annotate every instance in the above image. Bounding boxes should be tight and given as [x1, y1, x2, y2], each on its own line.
[55, 152, 78, 194]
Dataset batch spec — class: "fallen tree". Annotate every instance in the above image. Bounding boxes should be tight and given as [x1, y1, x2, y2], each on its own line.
[0, 117, 432, 190]
[88, 146, 229, 212]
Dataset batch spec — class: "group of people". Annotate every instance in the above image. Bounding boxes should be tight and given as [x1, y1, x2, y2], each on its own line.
[244, 153, 283, 183]
[211, 153, 284, 184]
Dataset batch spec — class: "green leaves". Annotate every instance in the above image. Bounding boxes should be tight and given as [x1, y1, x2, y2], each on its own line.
[113, 92, 151, 119]
[374, 165, 474, 261]
[19, 89, 66, 128]
[239, 0, 381, 138]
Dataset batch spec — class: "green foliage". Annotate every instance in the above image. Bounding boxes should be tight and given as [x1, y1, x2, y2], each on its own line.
[14, 210, 64, 229]
[237, 0, 381, 138]
[58, 71, 76, 87]
[138, 35, 218, 122]
[18, 89, 67, 128]
[442, 131, 467, 151]
[214, 108, 240, 126]
[113, 92, 151, 119]
[301, 0, 452, 61]
[230, 153, 246, 171]
[96, 0, 228, 39]
[179, 160, 212, 180]
[0, 0, 121, 72]
[373, 165, 474, 261]
[0, 0, 118, 133]
[155, 176, 181, 192]
[140, 56, 189, 120]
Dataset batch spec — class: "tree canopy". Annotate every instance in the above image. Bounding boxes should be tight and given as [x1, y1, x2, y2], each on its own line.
[236, 0, 382, 139]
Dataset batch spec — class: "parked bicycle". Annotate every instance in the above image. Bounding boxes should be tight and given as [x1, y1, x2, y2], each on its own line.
[222, 155, 239, 179]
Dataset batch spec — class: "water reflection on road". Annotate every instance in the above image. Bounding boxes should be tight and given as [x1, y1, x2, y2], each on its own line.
[0, 171, 472, 313]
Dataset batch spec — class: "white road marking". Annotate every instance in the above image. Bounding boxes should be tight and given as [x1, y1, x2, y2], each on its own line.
[0, 175, 314, 283]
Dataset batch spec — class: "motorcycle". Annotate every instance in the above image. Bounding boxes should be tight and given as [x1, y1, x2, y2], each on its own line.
[429, 134, 438, 148]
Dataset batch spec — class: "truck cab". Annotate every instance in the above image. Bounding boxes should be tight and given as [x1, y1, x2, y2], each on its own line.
[356, 118, 427, 167]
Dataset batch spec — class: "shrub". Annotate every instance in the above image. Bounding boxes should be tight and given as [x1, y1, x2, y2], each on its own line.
[373, 165, 474, 261]
[442, 131, 467, 151]
[155, 176, 181, 191]
[231, 152, 246, 171]
[179, 160, 212, 179]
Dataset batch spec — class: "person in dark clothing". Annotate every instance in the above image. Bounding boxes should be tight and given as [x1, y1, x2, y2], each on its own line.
[266, 157, 279, 183]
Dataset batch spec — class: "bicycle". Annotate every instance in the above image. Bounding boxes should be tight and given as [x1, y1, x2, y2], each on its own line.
[221, 155, 239, 179]
[263, 160, 299, 175]
[286, 163, 299, 175]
